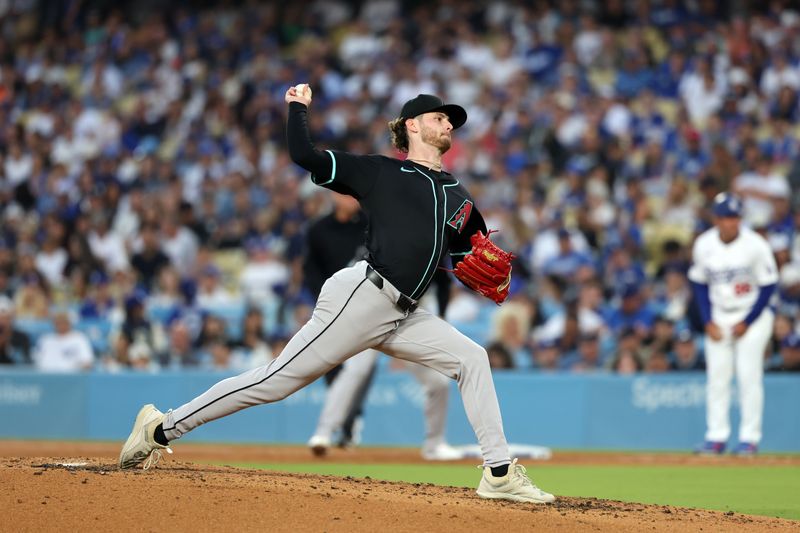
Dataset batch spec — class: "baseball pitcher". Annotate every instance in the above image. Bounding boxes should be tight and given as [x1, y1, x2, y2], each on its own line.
[119, 86, 554, 504]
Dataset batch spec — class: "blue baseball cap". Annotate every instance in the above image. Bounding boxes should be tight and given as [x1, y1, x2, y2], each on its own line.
[712, 192, 743, 218]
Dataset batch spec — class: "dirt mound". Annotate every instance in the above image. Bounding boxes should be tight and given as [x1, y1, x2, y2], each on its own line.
[2, 452, 797, 533]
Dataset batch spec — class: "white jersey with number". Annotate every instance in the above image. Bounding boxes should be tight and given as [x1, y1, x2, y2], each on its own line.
[688, 226, 778, 325]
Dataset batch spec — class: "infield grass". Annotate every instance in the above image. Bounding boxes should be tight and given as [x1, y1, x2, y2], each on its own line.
[218, 459, 800, 520]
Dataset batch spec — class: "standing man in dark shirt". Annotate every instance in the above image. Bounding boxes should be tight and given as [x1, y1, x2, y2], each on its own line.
[303, 190, 370, 444]
[120, 86, 554, 504]
[303, 191, 368, 300]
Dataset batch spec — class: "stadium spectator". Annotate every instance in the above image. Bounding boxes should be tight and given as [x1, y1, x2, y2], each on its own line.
[668, 328, 705, 371]
[0, 296, 31, 365]
[486, 341, 515, 370]
[560, 331, 604, 372]
[533, 338, 561, 372]
[644, 315, 676, 361]
[126, 341, 158, 373]
[87, 210, 129, 274]
[79, 271, 116, 319]
[34, 216, 68, 286]
[542, 227, 596, 284]
[111, 292, 163, 370]
[157, 319, 202, 370]
[490, 301, 535, 369]
[239, 236, 290, 306]
[130, 222, 171, 291]
[605, 283, 657, 341]
[195, 264, 238, 309]
[679, 57, 725, 128]
[33, 310, 94, 372]
[772, 333, 800, 372]
[644, 351, 671, 373]
[759, 52, 800, 100]
[13, 272, 50, 320]
[653, 262, 692, 322]
[778, 262, 800, 316]
[63, 232, 105, 288]
[159, 215, 199, 278]
[229, 307, 272, 368]
[611, 349, 643, 374]
[615, 326, 647, 369]
[196, 315, 241, 371]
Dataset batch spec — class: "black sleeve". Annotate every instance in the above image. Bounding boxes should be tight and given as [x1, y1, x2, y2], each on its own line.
[449, 206, 488, 268]
[287, 102, 378, 199]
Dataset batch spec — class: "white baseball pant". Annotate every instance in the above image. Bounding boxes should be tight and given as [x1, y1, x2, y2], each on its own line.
[161, 261, 510, 467]
[704, 310, 773, 444]
[311, 348, 450, 454]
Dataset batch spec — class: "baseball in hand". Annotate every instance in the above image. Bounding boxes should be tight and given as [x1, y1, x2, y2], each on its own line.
[295, 84, 308, 96]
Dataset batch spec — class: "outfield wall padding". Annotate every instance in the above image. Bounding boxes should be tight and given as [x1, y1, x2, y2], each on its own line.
[1, 370, 798, 452]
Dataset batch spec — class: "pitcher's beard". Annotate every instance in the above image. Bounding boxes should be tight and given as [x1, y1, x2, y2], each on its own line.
[421, 128, 451, 154]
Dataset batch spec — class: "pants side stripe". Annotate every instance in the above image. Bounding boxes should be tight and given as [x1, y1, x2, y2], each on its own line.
[163, 278, 368, 431]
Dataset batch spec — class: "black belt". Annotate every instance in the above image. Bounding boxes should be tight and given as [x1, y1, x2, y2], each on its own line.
[365, 265, 418, 313]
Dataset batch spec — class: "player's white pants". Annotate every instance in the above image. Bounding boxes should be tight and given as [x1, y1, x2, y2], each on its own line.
[162, 261, 509, 467]
[311, 349, 450, 454]
[704, 310, 773, 445]
[313, 349, 379, 443]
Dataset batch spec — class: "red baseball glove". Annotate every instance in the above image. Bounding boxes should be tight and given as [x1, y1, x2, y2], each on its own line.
[452, 230, 515, 305]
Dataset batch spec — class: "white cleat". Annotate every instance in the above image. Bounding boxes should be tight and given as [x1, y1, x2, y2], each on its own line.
[422, 442, 466, 461]
[119, 404, 172, 470]
[308, 434, 331, 457]
[476, 458, 555, 503]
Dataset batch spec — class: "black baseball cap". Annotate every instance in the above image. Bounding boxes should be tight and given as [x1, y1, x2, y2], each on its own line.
[399, 94, 467, 129]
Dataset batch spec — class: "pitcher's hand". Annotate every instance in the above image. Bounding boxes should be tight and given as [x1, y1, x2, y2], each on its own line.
[285, 83, 312, 106]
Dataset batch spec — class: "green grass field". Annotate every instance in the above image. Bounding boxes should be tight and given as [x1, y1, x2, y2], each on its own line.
[217, 459, 800, 520]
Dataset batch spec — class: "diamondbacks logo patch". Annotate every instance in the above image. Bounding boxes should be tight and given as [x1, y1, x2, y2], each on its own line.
[447, 200, 473, 233]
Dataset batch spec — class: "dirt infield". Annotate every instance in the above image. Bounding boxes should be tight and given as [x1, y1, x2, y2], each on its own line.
[2, 441, 798, 532]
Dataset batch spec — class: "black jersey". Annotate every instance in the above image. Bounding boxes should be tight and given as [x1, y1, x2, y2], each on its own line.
[303, 211, 368, 298]
[287, 102, 487, 300]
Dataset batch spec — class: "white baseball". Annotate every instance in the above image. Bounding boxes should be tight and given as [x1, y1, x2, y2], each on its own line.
[295, 83, 307, 95]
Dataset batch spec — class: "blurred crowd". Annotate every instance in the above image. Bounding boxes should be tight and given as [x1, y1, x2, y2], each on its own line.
[0, 0, 799, 374]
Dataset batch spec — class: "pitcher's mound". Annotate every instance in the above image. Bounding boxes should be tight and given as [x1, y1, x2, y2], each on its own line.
[2, 456, 796, 532]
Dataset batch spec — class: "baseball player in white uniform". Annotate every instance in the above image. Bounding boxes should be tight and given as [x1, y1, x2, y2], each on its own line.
[689, 192, 778, 455]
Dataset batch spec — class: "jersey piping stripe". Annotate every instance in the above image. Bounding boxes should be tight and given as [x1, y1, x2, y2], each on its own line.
[312, 150, 337, 186]
[409, 168, 439, 300]
[162, 277, 369, 432]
